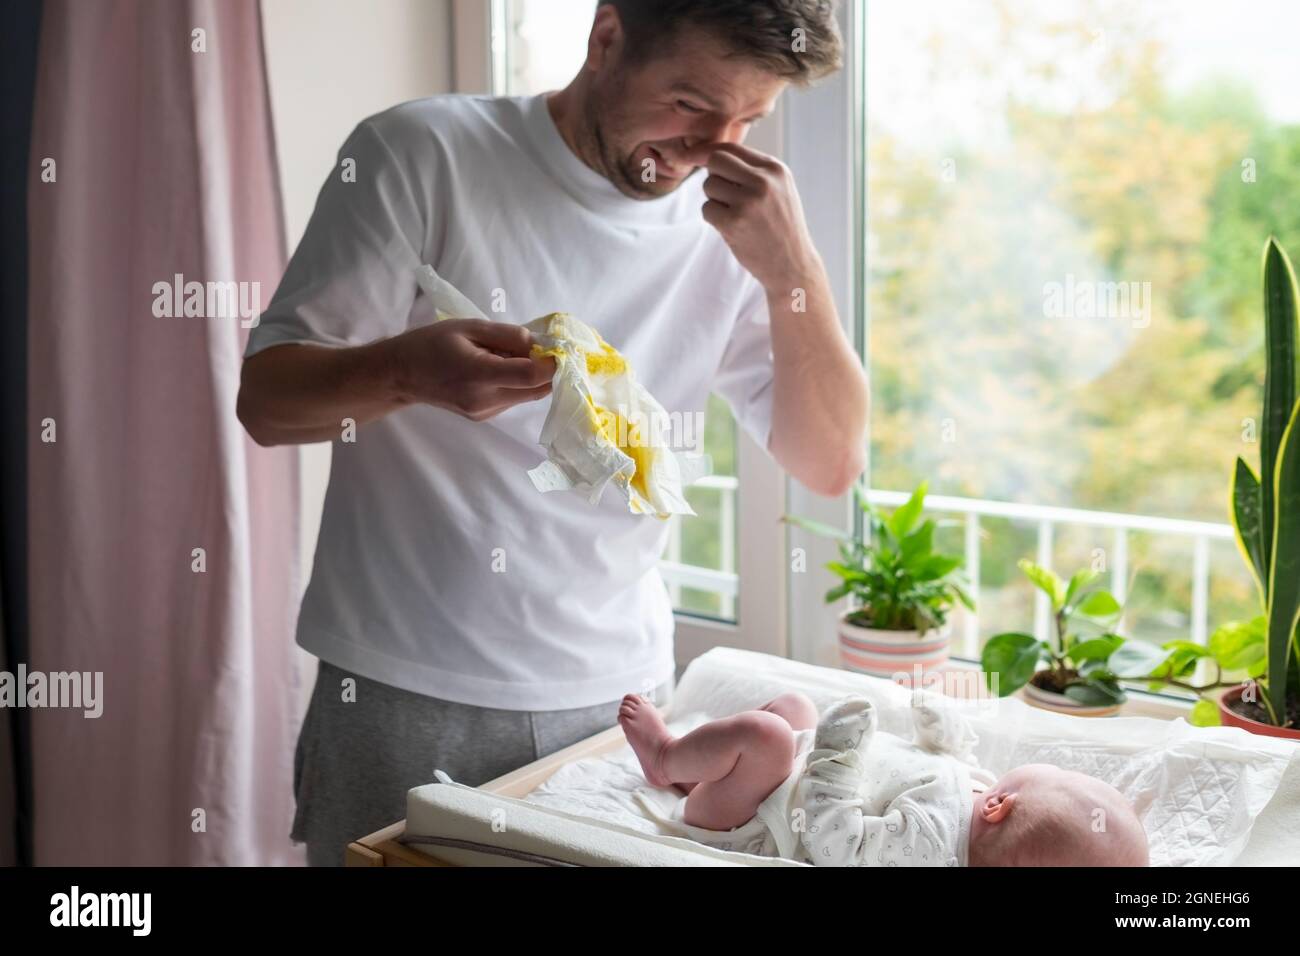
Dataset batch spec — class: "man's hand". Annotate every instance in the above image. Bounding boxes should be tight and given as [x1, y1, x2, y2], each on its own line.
[700, 142, 819, 293]
[237, 319, 556, 446]
[389, 319, 555, 422]
[691, 140, 868, 498]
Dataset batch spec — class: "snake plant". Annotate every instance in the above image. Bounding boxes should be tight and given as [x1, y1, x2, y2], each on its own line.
[1229, 238, 1300, 726]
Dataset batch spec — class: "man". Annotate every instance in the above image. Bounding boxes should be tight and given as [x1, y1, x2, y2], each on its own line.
[237, 0, 866, 865]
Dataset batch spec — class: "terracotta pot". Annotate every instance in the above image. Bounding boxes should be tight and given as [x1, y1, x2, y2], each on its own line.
[1218, 684, 1300, 741]
[837, 612, 951, 683]
[1021, 681, 1123, 718]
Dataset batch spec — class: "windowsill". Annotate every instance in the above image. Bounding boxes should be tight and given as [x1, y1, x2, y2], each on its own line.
[679, 632, 1198, 723]
[938, 657, 1196, 722]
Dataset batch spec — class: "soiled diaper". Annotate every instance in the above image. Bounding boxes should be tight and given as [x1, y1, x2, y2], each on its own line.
[415, 265, 710, 518]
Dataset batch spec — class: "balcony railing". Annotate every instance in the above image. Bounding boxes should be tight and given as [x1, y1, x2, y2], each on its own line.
[660, 484, 1237, 655]
[867, 490, 1234, 657]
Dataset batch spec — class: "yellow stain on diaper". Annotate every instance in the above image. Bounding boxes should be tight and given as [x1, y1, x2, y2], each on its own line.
[529, 321, 628, 378]
[530, 311, 657, 510]
[585, 399, 654, 502]
[531, 343, 566, 365]
[584, 336, 628, 377]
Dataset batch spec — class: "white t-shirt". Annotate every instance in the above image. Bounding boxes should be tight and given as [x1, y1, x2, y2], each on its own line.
[246, 93, 775, 710]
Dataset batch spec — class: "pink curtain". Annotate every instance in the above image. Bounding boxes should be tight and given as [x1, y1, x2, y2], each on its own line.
[27, 0, 303, 864]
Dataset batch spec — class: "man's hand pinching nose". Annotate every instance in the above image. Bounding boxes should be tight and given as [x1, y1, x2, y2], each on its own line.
[388, 318, 555, 422]
[700, 142, 819, 292]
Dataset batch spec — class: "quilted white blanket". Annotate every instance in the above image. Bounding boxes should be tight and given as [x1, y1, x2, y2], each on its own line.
[523, 647, 1300, 866]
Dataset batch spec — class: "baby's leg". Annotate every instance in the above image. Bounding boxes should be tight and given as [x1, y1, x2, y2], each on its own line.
[676, 693, 816, 795]
[758, 691, 820, 732]
[619, 695, 797, 829]
[681, 712, 796, 830]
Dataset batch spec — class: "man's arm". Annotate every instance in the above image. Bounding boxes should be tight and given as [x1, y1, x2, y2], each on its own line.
[701, 143, 868, 497]
[764, 258, 867, 496]
[236, 114, 554, 448]
[237, 320, 555, 447]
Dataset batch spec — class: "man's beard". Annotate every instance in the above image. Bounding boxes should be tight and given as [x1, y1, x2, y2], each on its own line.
[582, 78, 689, 200]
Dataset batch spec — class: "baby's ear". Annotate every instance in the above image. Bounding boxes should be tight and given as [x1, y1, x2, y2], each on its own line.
[981, 791, 1017, 824]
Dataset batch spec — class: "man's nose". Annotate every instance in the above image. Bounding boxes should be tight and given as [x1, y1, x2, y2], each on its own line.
[680, 121, 747, 166]
[677, 139, 716, 167]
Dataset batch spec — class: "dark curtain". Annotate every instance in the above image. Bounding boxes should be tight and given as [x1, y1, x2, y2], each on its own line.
[0, 0, 43, 868]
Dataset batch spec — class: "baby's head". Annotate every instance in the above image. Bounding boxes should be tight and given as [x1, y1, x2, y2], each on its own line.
[967, 763, 1148, 866]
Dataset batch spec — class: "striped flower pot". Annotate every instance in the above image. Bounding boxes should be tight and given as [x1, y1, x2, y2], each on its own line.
[837, 613, 951, 683]
[1021, 681, 1123, 718]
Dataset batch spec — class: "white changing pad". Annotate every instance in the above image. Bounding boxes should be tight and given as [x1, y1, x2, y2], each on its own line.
[404, 777, 801, 866]
[524, 646, 1300, 866]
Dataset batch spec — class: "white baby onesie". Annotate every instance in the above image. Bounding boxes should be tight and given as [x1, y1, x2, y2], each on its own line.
[634, 695, 995, 864]
[795, 695, 997, 867]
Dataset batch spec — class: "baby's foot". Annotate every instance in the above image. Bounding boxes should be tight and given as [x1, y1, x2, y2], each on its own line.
[618, 694, 674, 788]
[815, 695, 878, 755]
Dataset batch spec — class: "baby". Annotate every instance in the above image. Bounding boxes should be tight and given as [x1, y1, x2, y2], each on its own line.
[618, 690, 1149, 866]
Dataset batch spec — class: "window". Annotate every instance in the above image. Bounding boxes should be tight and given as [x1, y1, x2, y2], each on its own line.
[862, 0, 1300, 662]
[491, 0, 745, 624]
[492, 0, 595, 96]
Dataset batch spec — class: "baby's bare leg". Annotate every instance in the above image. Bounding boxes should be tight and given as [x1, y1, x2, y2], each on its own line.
[679, 711, 797, 830]
[671, 693, 817, 797]
[665, 694, 816, 797]
[619, 695, 800, 829]
[758, 691, 820, 731]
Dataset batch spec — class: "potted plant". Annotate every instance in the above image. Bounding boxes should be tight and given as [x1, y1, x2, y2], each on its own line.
[784, 481, 974, 681]
[980, 560, 1155, 716]
[1129, 617, 1269, 730]
[1214, 238, 1300, 740]
[987, 239, 1300, 733]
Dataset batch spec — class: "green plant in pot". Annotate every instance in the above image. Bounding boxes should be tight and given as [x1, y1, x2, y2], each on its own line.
[1129, 617, 1267, 728]
[784, 481, 974, 680]
[1147, 243, 1300, 735]
[980, 560, 1158, 715]
[1217, 237, 1300, 737]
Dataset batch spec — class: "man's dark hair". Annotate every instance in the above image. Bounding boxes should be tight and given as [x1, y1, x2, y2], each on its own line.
[598, 0, 842, 86]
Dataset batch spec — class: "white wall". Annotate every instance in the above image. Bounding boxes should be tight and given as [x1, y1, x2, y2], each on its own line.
[260, 0, 454, 593]
[262, 0, 453, 246]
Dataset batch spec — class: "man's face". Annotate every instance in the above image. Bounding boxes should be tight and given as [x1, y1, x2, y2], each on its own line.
[583, 28, 787, 198]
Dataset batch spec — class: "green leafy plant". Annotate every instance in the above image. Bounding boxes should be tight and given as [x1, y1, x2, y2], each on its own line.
[1134, 617, 1268, 726]
[1223, 237, 1300, 729]
[1000, 239, 1300, 724]
[1027, 239, 1300, 727]
[980, 560, 1159, 705]
[783, 481, 974, 633]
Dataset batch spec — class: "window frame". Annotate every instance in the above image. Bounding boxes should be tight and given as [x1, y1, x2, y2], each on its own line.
[450, 0, 493, 94]
[780, 0, 863, 667]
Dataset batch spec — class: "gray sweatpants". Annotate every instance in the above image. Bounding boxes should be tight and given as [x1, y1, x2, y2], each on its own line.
[291, 659, 674, 866]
